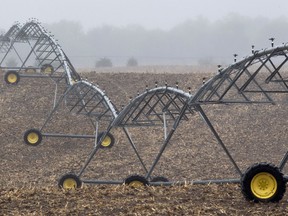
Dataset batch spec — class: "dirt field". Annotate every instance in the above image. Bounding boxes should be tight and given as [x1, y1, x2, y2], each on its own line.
[1, 67, 288, 215]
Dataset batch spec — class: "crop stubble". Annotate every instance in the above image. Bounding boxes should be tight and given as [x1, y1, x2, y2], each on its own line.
[1, 67, 288, 215]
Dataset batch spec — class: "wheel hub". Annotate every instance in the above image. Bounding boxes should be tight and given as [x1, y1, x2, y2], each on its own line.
[258, 178, 269, 190]
[251, 172, 277, 199]
[44, 67, 52, 73]
[129, 180, 144, 188]
[27, 132, 39, 144]
[101, 136, 111, 147]
[63, 178, 77, 189]
[8, 74, 17, 83]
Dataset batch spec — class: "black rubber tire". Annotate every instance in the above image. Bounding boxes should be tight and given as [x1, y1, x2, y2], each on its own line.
[150, 176, 169, 183]
[241, 162, 286, 202]
[40, 64, 54, 73]
[98, 132, 115, 148]
[124, 175, 149, 187]
[23, 128, 42, 146]
[4, 70, 20, 85]
[150, 176, 169, 186]
[58, 173, 82, 189]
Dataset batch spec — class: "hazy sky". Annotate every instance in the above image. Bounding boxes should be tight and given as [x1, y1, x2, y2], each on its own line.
[1, 0, 288, 31]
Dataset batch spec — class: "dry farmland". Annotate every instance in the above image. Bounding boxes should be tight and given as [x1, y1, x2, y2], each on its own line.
[1, 66, 288, 215]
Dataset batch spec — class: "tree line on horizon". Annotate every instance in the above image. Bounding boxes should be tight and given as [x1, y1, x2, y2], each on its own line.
[2, 14, 288, 68]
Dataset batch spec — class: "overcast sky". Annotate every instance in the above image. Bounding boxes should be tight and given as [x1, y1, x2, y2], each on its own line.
[1, 0, 288, 31]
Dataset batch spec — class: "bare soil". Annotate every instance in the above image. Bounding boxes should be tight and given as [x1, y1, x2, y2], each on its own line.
[1, 67, 288, 215]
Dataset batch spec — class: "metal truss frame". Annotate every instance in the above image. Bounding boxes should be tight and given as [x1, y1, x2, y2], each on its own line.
[1, 20, 80, 83]
[0, 22, 21, 53]
[0, 20, 102, 139]
[0, 20, 81, 112]
[2, 21, 288, 188]
[39, 80, 118, 139]
[191, 45, 288, 105]
[77, 86, 197, 184]
[80, 44, 288, 186]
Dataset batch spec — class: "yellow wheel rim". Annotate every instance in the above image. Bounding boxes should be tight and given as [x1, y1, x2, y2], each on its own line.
[101, 136, 111, 147]
[44, 66, 52, 73]
[26, 68, 35, 73]
[63, 178, 77, 189]
[7, 73, 17, 84]
[251, 172, 277, 199]
[129, 180, 144, 188]
[27, 132, 39, 144]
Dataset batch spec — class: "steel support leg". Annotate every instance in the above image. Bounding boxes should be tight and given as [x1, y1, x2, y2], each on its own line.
[145, 104, 189, 179]
[145, 128, 176, 179]
[163, 111, 167, 140]
[196, 105, 242, 176]
[0, 44, 15, 65]
[122, 127, 148, 173]
[17, 37, 42, 73]
[53, 82, 58, 108]
[78, 126, 113, 177]
[279, 151, 288, 171]
[78, 144, 102, 177]
[94, 120, 99, 147]
[40, 86, 72, 131]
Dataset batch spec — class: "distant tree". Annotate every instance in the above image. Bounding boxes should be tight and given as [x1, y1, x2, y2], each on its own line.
[126, 57, 138, 67]
[5, 57, 18, 67]
[95, 57, 113, 67]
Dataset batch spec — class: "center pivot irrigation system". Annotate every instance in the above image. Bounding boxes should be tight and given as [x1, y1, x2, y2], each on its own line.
[1, 20, 288, 202]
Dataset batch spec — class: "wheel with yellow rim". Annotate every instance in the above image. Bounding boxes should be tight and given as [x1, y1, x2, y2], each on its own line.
[241, 163, 285, 202]
[41, 64, 54, 74]
[23, 129, 42, 146]
[25, 67, 36, 73]
[4, 70, 20, 85]
[150, 176, 169, 185]
[58, 173, 82, 190]
[125, 175, 149, 188]
[98, 132, 115, 148]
